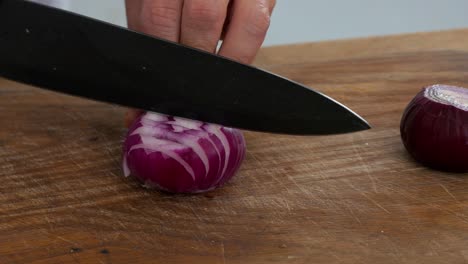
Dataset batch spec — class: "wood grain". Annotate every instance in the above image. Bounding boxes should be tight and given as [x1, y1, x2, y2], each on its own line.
[1, 29, 468, 264]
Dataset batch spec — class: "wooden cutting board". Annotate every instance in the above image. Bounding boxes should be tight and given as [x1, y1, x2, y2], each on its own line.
[1, 29, 468, 264]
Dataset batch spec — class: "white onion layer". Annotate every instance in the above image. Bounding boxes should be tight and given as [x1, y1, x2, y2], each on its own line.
[129, 137, 196, 180]
[204, 124, 230, 177]
[131, 126, 210, 177]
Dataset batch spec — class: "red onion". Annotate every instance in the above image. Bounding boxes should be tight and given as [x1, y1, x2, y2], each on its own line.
[122, 112, 246, 193]
[400, 84, 468, 172]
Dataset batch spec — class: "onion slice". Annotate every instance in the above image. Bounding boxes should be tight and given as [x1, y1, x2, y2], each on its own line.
[122, 112, 246, 193]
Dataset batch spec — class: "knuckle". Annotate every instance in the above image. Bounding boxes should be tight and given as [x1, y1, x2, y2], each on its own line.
[186, 0, 225, 28]
[245, 7, 271, 37]
[142, 1, 180, 31]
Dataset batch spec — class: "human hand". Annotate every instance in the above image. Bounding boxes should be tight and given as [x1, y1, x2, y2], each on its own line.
[124, 0, 276, 127]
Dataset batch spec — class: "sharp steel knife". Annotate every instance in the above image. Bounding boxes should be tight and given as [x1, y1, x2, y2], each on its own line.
[0, 0, 370, 135]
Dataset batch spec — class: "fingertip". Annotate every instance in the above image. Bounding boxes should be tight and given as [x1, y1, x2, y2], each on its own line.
[180, 0, 229, 52]
[218, 0, 272, 64]
[138, 0, 184, 42]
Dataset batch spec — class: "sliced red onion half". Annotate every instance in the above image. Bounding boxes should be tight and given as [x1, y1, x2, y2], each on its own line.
[122, 112, 246, 193]
[400, 84, 468, 172]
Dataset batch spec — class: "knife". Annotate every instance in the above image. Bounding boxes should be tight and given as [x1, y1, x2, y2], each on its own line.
[0, 0, 370, 135]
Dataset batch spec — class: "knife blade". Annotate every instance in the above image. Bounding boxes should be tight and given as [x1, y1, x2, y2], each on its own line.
[0, 0, 370, 135]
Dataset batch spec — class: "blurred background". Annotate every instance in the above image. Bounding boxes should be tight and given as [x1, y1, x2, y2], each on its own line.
[32, 0, 468, 46]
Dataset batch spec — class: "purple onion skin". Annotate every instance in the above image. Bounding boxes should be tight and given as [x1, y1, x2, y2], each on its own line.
[400, 85, 468, 172]
[123, 113, 246, 194]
